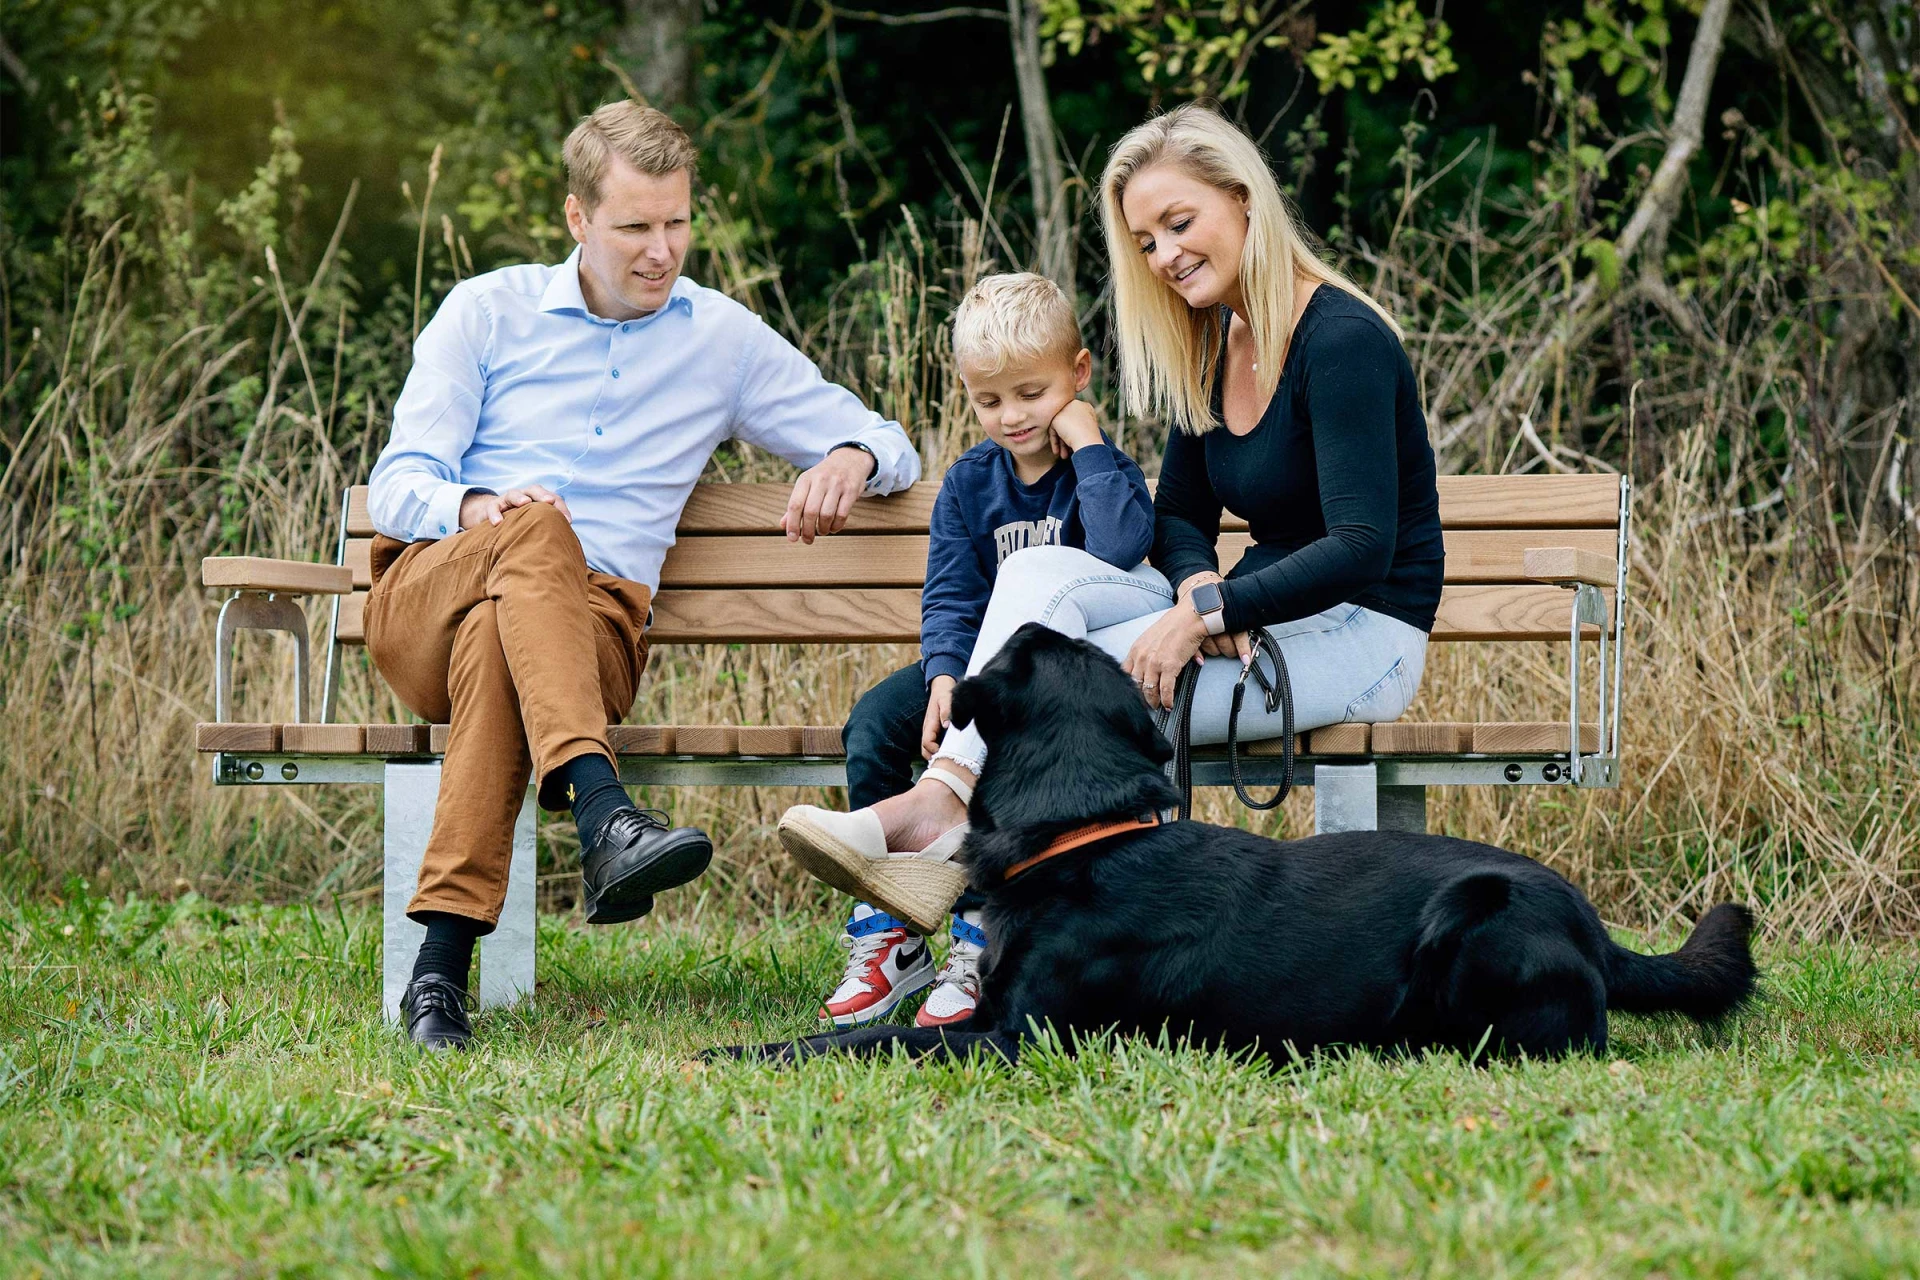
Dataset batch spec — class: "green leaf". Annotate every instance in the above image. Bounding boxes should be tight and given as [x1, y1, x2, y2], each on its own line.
[1580, 238, 1621, 293]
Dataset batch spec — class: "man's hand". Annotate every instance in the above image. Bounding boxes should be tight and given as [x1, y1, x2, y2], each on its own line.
[783, 446, 876, 544]
[1176, 570, 1249, 660]
[460, 485, 572, 530]
[921, 674, 958, 760]
[1048, 399, 1104, 460]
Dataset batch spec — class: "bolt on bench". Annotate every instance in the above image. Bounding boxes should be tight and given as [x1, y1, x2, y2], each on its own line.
[197, 472, 1629, 1019]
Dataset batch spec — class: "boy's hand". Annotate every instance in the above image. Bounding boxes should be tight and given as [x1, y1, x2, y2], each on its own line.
[921, 675, 958, 760]
[1048, 399, 1104, 459]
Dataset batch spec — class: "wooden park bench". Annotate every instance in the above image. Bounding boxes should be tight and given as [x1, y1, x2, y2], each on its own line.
[197, 473, 1629, 1020]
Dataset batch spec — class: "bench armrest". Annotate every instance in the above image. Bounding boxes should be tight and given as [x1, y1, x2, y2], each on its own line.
[1522, 547, 1615, 588]
[202, 556, 354, 595]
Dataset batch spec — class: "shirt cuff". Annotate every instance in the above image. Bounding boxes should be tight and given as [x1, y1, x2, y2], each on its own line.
[1217, 577, 1259, 636]
[1161, 557, 1222, 598]
[922, 655, 968, 685]
[1068, 445, 1120, 480]
[424, 483, 484, 541]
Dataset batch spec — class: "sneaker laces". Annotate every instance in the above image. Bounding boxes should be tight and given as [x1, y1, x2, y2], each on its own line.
[828, 910, 912, 1002]
[932, 922, 984, 996]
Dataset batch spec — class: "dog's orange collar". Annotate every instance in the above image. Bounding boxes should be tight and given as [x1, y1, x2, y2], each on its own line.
[1002, 813, 1170, 882]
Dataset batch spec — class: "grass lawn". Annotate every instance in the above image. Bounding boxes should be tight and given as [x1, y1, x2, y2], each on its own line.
[2, 890, 1917, 1278]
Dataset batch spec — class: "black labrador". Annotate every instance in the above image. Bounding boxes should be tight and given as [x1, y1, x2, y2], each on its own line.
[722, 623, 1755, 1065]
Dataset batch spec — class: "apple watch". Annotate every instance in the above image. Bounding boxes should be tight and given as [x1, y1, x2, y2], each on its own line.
[1190, 581, 1228, 636]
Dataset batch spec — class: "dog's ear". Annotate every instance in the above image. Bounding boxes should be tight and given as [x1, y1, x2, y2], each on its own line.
[949, 675, 988, 732]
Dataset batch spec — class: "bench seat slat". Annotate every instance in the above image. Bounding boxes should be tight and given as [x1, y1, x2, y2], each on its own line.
[364, 724, 431, 755]
[639, 584, 1608, 645]
[1473, 722, 1599, 754]
[336, 582, 1608, 646]
[345, 473, 1620, 542]
[196, 723, 279, 752]
[655, 528, 1621, 588]
[281, 723, 366, 753]
[197, 721, 1598, 757]
[1371, 723, 1474, 754]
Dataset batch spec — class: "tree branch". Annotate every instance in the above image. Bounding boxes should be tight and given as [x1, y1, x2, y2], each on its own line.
[830, 5, 1007, 24]
[1007, 0, 1071, 289]
[1438, 0, 1732, 453]
[0, 32, 36, 96]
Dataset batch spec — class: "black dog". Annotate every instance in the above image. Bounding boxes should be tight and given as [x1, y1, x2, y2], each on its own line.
[724, 623, 1755, 1065]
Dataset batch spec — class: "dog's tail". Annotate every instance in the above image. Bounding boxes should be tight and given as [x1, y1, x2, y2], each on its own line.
[1604, 903, 1756, 1023]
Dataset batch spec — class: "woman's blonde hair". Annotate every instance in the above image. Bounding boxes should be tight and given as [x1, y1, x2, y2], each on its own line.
[1099, 103, 1399, 434]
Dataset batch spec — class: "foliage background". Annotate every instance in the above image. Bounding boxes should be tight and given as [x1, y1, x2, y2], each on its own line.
[0, 0, 1915, 936]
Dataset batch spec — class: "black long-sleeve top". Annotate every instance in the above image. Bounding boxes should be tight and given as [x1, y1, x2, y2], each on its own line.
[1150, 286, 1444, 635]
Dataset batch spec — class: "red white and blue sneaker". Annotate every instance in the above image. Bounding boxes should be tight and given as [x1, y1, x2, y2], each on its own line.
[819, 904, 934, 1027]
[915, 911, 986, 1028]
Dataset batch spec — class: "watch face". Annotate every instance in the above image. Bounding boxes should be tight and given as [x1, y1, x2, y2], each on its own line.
[1192, 582, 1223, 614]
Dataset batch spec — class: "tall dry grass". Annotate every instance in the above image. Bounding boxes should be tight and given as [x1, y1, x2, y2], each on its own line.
[3, 147, 1915, 941]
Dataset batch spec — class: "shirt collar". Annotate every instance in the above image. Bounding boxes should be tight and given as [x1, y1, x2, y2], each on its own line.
[540, 247, 696, 321]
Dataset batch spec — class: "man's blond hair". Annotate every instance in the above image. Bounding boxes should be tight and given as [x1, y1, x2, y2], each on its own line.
[563, 101, 699, 212]
[951, 273, 1084, 377]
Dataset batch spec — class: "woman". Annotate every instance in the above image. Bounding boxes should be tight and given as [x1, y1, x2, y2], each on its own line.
[780, 103, 1444, 931]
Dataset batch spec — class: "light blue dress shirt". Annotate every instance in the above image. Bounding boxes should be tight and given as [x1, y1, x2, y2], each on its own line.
[367, 248, 920, 591]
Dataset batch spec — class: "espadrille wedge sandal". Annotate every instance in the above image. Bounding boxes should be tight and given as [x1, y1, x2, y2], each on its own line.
[776, 809, 969, 935]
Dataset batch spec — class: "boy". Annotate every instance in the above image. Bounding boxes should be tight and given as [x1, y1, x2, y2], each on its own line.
[818, 272, 1156, 1028]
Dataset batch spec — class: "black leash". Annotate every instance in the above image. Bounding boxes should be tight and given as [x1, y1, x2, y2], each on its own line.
[1154, 629, 1295, 820]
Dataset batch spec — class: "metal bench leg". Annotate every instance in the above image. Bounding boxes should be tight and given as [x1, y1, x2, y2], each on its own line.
[1314, 764, 1378, 834]
[1377, 784, 1428, 833]
[382, 762, 440, 1023]
[478, 789, 537, 1010]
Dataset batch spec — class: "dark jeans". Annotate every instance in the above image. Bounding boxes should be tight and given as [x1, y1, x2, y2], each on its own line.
[844, 661, 984, 920]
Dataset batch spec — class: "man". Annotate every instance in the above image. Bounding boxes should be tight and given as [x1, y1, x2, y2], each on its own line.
[364, 101, 920, 1050]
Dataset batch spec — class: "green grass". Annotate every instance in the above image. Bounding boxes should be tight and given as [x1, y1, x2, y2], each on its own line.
[2, 891, 1918, 1278]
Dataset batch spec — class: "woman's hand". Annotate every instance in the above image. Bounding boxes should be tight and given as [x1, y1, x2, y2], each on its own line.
[1123, 605, 1209, 709]
[1175, 570, 1250, 660]
[921, 675, 957, 760]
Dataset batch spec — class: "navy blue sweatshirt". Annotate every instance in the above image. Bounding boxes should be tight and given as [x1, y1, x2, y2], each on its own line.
[921, 439, 1155, 685]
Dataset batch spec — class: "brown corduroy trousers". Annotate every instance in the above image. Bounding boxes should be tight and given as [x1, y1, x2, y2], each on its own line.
[365, 501, 651, 930]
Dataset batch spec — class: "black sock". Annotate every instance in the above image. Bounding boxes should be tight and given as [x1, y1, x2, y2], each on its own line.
[551, 752, 633, 849]
[412, 912, 482, 992]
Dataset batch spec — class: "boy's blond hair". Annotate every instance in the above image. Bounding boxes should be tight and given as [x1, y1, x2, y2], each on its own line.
[951, 273, 1083, 377]
[564, 101, 700, 213]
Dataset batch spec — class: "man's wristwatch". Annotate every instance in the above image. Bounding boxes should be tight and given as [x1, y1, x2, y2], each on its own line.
[1190, 581, 1228, 637]
[829, 440, 879, 487]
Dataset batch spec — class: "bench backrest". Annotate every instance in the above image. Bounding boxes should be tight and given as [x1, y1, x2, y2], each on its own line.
[333, 474, 1624, 647]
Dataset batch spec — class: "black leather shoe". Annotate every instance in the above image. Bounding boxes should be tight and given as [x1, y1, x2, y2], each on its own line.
[581, 807, 714, 925]
[400, 973, 474, 1051]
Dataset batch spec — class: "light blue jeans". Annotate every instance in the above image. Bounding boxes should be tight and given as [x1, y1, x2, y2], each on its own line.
[934, 545, 1429, 774]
